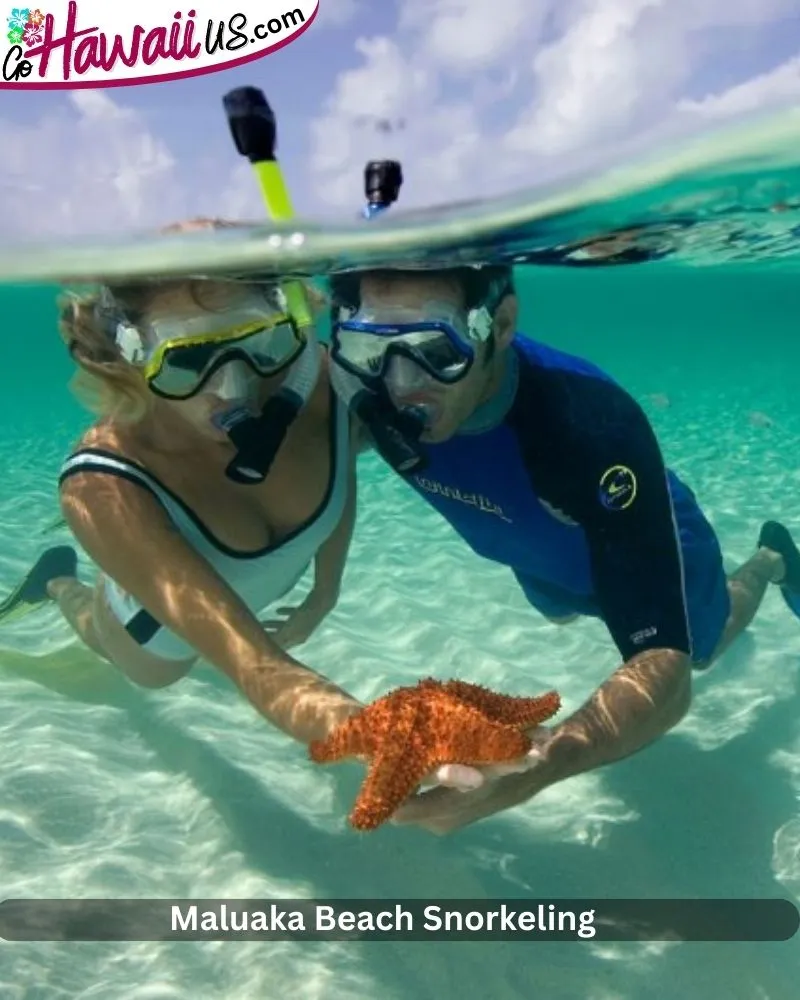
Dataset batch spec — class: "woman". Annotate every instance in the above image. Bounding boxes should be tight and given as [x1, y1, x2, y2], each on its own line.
[2, 223, 362, 748]
[0, 221, 540, 805]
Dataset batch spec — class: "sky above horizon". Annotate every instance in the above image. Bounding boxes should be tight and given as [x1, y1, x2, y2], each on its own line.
[1, 0, 800, 242]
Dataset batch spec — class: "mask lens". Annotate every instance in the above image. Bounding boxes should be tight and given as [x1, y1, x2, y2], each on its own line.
[149, 321, 303, 399]
[334, 323, 470, 383]
[245, 321, 303, 372]
[414, 334, 466, 376]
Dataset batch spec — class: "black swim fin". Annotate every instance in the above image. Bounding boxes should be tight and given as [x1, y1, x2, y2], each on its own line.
[0, 545, 78, 624]
[758, 520, 800, 619]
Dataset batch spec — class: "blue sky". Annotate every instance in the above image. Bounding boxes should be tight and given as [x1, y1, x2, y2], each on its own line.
[1, 0, 799, 241]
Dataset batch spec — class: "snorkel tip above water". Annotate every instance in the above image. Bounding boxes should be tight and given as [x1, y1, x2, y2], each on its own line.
[222, 85, 277, 160]
[363, 160, 403, 219]
[219, 85, 320, 485]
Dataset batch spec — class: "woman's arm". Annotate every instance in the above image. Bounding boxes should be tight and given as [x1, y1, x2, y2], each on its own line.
[61, 471, 360, 744]
[310, 445, 358, 607]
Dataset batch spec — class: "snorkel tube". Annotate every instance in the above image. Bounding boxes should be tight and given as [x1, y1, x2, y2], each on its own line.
[330, 158, 427, 475]
[219, 86, 320, 484]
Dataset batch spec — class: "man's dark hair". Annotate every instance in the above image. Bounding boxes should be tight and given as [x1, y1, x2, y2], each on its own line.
[329, 264, 514, 317]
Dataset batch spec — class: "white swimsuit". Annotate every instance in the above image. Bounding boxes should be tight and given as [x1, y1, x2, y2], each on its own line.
[58, 394, 351, 661]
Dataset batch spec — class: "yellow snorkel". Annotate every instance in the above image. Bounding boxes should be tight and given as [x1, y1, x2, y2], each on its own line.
[217, 86, 321, 485]
[222, 86, 312, 329]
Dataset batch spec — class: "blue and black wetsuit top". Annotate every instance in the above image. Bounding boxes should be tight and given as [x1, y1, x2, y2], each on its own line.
[401, 335, 728, 664]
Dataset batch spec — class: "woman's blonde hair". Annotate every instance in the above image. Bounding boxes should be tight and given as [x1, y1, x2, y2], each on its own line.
[57, 275, 328, 424]
[58, 282, 156, 424]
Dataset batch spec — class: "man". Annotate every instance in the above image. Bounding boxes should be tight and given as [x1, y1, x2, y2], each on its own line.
[327, 263, 800, 834]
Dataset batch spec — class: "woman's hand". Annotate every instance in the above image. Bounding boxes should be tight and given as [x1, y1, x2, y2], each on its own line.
[262, 588, 338, 650]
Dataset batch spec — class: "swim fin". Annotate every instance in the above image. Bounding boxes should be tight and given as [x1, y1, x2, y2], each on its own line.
[758, 520, 800, 619]
[0, 545, 78, 624]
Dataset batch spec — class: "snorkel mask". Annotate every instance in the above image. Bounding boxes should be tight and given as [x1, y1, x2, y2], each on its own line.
[109, 285, 304, 401]
[332, 297, 494, 385]
[97, 274, 320, 484]
[329, 247, 513, 475]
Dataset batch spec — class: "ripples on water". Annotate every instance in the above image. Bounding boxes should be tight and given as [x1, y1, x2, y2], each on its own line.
[1, 109, 800, 999]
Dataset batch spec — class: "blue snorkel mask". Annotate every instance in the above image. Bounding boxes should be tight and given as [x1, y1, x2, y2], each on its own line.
[330, 297, 494, 386]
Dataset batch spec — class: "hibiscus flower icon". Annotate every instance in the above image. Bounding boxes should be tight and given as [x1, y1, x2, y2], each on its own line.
[6, 7, 45, 47]
[6, 7, 30, 31]
[23, 21, 41, 44]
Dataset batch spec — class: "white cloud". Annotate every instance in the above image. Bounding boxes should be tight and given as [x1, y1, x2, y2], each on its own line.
[306, 0, 800, 212]
[0, 91, 181, 241]
[0, 90, 261, 243]
[306, 36, 448, 208]
[314, 0, 363, 27]
[400, 0, 539, 73]
[678, 56, 800, 119]
[504, 0, 666, 156]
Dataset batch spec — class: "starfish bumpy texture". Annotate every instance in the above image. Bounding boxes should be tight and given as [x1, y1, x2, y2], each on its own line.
[309, 677, 561, 830]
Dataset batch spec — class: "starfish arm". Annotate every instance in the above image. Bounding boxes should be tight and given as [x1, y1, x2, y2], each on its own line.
[309, 713, 376, 763]
[443, 680, 561, 726]
[348, 697, 422, 829]
[350, 745, 429, 830]
[430, 704, 533, 764]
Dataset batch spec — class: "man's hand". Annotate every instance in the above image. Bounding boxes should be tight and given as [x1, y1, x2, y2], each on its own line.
[420, 725, 551, 793]
[392, 755, 554, 835]
[390, 649, 692, 834]
[393, 725, 556, 831]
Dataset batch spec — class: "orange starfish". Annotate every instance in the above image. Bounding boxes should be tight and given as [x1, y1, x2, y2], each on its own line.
[309, 677, 561, 831]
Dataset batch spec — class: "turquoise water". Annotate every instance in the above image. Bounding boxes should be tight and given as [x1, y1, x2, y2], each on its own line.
[0, 261, 798, 998]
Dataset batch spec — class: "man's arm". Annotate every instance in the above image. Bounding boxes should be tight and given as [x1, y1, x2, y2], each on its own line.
[308, 460, 357, 610]
[397, 646, 690, 832]
[544, 648, 691, 775]
[397, 377, 694, 832]
[462, 646, 690, 817]
[541, 375, 695, 772]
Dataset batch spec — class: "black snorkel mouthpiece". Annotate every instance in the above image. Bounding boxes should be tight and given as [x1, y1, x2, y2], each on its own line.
[219, 396, 300, 484]
[354, 391, 427, 475]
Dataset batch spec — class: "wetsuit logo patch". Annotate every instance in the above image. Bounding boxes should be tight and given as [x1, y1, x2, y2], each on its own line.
[599, 465, 637, 511]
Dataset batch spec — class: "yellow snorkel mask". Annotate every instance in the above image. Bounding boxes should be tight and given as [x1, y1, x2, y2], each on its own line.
[109, 284, 307, 401]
